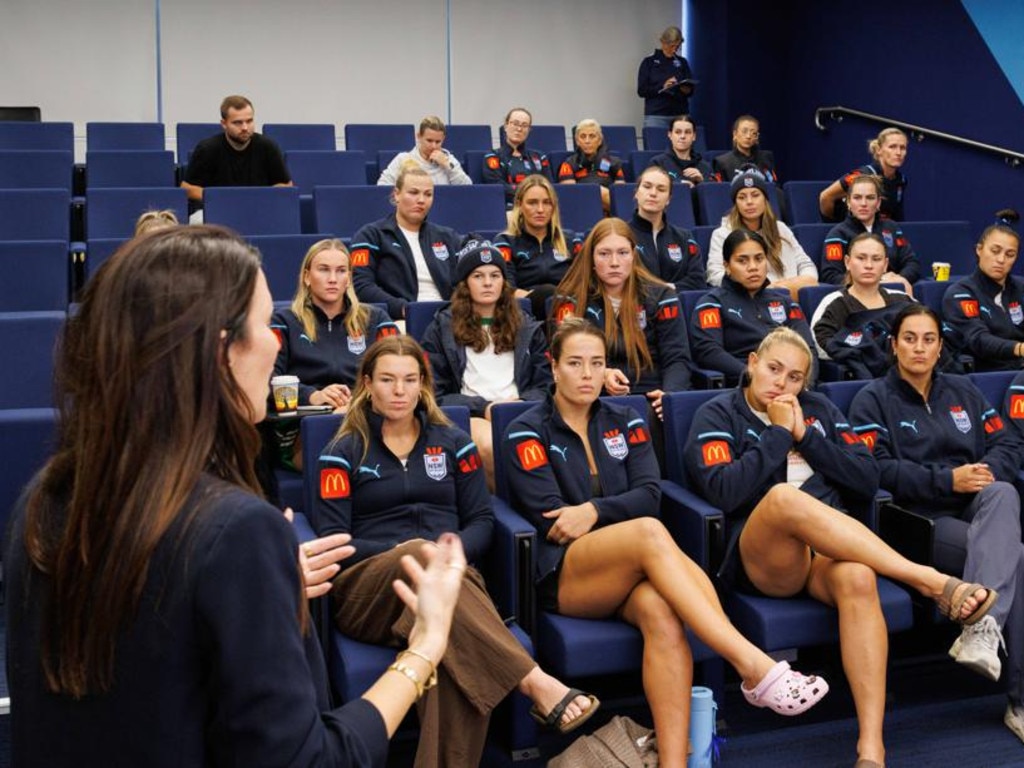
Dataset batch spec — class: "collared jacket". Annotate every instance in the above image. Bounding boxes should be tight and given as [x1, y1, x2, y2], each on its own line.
[482, 143, 553, 207]
[421, 307, 552, 417]
[942, 269, 1024, 371]
[316, 410, 492, 569]
[556, 149, 626, 187]
[636, 49, 694, 116]
[686, 387, 877, 537]
[494, 229, 585, 290]
[553, 283, 693, 393]
[649, 151, 713, 185]
[271, 302, 398, 405]
[505, 394, 661, 580]
[820, 215, 920, 285]
[849, 368, 1019, 513]
[690, 276, 818, 382]
[350, 214, 467, 319]
[811, 288, 912, 379]
[629, 211, 705, 291]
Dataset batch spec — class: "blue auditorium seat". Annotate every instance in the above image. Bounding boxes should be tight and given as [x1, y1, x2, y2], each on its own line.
[313, 185, 393, 240]
[0, 150, 73, 192]
[404, 301, 446, 342]
[84, 187, 188, 240]
[661, 390, 914, 652]
[0, 311, 65, 409]
[792, 223, 832, 269]
[610, 182, 697, 229]
[596, 125, 638, 159]
[694, 181, 781, 226]
[174, 122, 221, 164]
[85, 150, 177, 188]
[86, 122, 165, 151]
[203, 186, 302, 236]
[898, 221, 974, 278]
[430, 185, 505, 233]
[499, 125, 566, 153]
[247, 234, 326, 302]
[553, 184, 603, 232]
[0, 121, 73, 152]
[782, 180, 830, 225]
[344, 123, 415, 154]
[0, 189, 70, 241]
[693, 225, 715, 260]
[0, 240, 69, 311]
[286, 150, 367, 193]
[442, 124, 491, 156]
[263, 123, 336, 152]
[463, 150, 488, 184]
[627, 149, 661, 182]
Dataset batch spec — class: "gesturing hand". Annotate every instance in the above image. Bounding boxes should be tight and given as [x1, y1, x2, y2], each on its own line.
[397, 533, 467, 665]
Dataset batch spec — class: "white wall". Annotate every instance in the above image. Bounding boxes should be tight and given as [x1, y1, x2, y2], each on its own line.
[1, 0, 680, 149]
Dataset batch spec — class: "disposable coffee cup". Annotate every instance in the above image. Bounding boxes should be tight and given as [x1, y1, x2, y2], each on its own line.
[932, 262, 951, 281]
[271, 375, 299, 416]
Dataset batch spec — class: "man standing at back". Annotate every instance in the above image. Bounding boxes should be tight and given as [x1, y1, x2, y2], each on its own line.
[180, 95, 292, 208]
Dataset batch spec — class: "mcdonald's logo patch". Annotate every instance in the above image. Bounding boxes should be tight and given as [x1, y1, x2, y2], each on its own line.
[516, 439, 548, 470]
[960, 300, 980, 318]
[860, 431, 878, 451]
[657, 303, 679, 321]
[320, 468, 350, 499]
[498, 245, 512, 262]
[350, 248, 370, 267]
[984, 414, 1004, 434]
[1011, 394, 1024, 419]
[558, 162, 572, 178]
[825, 243, 844, 261]
[486, 156, 500, 170]
[554, 302, 575, 323]
[628, 426, 649, 444]
[699, 307, 721, 329]
[701, 440, 731, 466]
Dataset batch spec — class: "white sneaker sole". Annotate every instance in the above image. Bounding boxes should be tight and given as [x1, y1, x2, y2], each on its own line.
[1004, 706, 1024, 745]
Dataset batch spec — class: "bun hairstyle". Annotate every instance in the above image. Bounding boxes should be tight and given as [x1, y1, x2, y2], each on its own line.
[978, 208, 1021, 247]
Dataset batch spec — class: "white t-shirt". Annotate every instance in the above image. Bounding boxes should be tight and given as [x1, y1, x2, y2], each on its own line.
[401, 225, 443, 302]
[462, 334, 518, 401]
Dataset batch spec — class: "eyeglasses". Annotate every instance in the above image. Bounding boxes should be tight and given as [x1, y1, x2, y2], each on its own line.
[507, 120, 531, 130]
[737, 128, 760, 138]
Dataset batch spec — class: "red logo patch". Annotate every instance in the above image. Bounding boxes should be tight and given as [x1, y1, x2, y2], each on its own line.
[841, 431, 860, 445]
[657, 303, 680, 320]
[350, 248, 370, 267]
[860, 431, 878, 451]
[558, 162, 573, 179]
[698, 307, 721, 329]
[516, 439, 548, 470]
[825, 243, 844, 262]
[459, 452, 480, 474]
[701, 440, 732, 466]
[320, 468, 350, 499]
[554, 302, 575, 323]
[498, 245, 512, 262]
[788, 305, 805, 320]
[984, 415, 1004, 434]
[960, 300, 980, 318]
[628, 426, 649, 444]
[271, 327, 284, 348]
[376, 325, 398, 338]
[486, 156, 500, 170]
[1011, 394, 1024, 419]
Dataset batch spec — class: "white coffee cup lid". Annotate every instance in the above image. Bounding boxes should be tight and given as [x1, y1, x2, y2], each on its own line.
[271, 375, 299, 385]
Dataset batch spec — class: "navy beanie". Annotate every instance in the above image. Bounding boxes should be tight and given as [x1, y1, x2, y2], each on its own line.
[730, 165, 769, 201]
[453, 239, 508, 285]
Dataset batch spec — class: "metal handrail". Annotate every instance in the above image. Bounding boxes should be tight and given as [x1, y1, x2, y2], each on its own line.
[814, 105, 1023, 168]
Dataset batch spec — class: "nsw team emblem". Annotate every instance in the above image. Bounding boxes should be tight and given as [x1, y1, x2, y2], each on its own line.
[424, 446, 448, 480]
[637, 308, 647, 330]
[603, 429, 629, 460]
[431, 243, 450, 261]
[1010, 303, 1023, 325]
[667, 244, 683, 262]
[347, 334, 366, 354]
[768, 301, 787, 324]
[845, 331, 863, 347]
[949, 406, 972, 434]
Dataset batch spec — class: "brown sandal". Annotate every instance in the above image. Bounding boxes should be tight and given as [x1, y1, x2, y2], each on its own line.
[937, 577, 998, 625]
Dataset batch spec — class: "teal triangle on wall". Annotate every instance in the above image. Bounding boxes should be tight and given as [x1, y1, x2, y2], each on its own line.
[962, 0, 1024, 106]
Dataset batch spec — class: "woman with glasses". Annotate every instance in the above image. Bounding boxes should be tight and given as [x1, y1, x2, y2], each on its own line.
[712, 115, 777, 183]
[482, 107, 554, 209]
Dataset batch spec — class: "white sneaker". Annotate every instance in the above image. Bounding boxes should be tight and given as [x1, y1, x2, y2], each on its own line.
[949, 615, 1005, 681]
[1004, 703, 1024, 745]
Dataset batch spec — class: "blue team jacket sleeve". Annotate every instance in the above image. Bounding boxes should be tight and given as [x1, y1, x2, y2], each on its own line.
[689, 296, 747, 379]
[795, 397, 879, 499]
[893, 231, 920, 283]
[653, 289, 693, 390]
[350, 227, 406, 319]
[505, 425, 570, 539]
[590, 412, 662, 525]
[314, 444, 391, 564]
[685, 398, 793, 515]
[451, 432, 495, 564]
[942, 283, 1018, 361]
[848, 386, 954, 502]
[978, 402, 1020, 482]
[196, 502, 388, 767]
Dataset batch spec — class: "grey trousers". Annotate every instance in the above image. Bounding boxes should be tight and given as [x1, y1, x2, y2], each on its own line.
[933, 481, 1024, 705]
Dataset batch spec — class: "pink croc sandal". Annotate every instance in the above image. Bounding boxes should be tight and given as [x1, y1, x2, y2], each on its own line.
[741, 660, 829, 716]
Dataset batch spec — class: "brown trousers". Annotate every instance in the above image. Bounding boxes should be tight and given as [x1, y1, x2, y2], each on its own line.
[333, 541, 536, 768]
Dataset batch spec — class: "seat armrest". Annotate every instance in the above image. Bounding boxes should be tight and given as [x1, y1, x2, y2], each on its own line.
[692, 368, 725, 389]
[484, 498, 538, 634]
[660, 480, 725, 573]
[878, 501, 935, 567]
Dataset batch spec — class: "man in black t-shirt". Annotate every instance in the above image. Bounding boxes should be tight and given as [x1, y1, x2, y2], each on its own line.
[180, 95, 292, 209]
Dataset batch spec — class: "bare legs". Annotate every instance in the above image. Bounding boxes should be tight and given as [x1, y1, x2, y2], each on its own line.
[470, 417, 495, 493]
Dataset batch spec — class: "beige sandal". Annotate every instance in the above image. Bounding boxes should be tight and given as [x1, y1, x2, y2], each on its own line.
[937, 577, 998, 625]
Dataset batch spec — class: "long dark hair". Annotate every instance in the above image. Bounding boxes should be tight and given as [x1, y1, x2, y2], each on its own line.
[25, 226, 266, 697]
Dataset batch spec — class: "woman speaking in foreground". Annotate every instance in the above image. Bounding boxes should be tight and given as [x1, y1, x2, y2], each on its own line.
[5, 226, 466, 768]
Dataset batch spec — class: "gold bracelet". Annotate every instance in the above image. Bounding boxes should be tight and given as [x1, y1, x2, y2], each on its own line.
[397, 649, 438, 692]
[387, 662, 430, 700]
